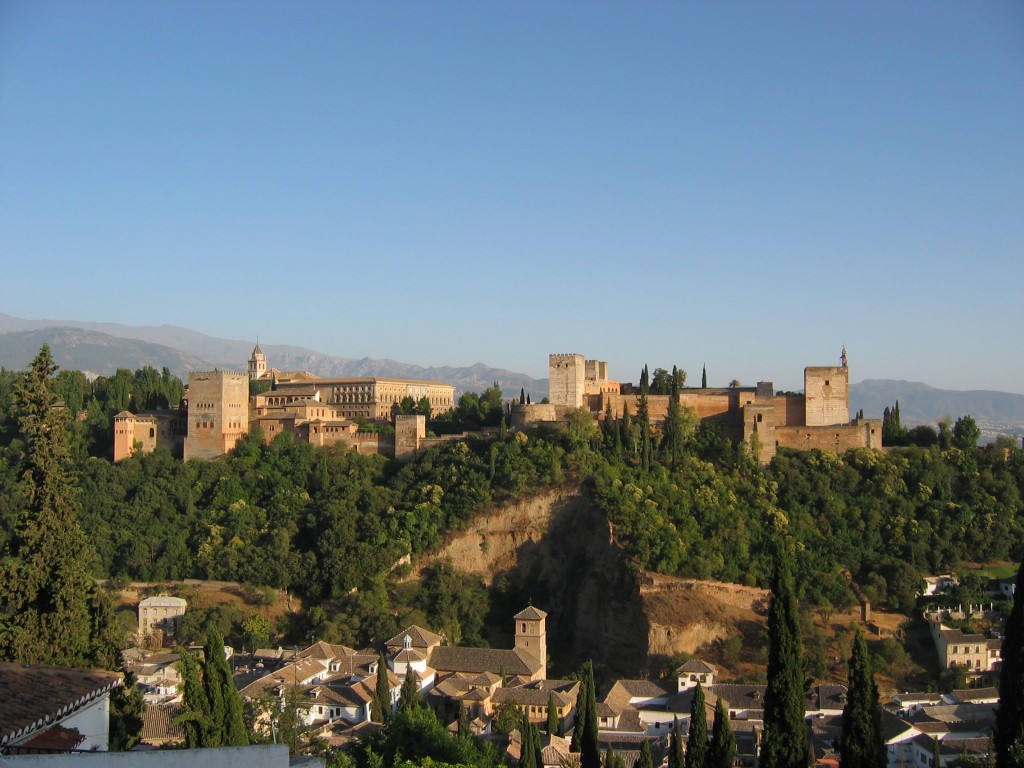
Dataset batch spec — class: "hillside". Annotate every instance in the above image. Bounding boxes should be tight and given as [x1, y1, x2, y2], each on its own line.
[416, 485, 924, 692]
[851, 378, 1024, 440]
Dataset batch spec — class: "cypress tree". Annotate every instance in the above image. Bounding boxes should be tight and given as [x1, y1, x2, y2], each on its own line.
[572, 662, 590, 752]
[520, 388, 526, 405]
[175, 647, 211, 748]
[637, 738, 655, 768]
[996, 559, 1024, 766]
[398, 669, 421, 712]
[520, 711, 538, 768]
[761, 542, 808, 768]
[201, 626, 247, 746]
[605, 744, 626, 768]
[581, 661, 601, 768]
[709, 697, 736, 768]
[547, 689, 560, 736]
[841, 628, 883, 768]
[686, 682, 709, 768]
[702, 365, 707, 389]
[637, 365, 652, 471]
[668, 716, 685, 768]
[373, 650, 392, 724]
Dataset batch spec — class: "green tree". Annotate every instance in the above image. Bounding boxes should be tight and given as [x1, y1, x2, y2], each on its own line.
[996, 559, 1024, 766]
[701, 365, 707, 389]
[668, 716, 685, 768]
[841, 628, 883, 768]
[373, 651, 392, 724]
[579, 661, 601, 768]
[242, 613, 272, 652]
[0, 345, 99, 666]
[953, 415, 981, 451]
[709, 697, 736, 768]
[637, 365, 652, 472]
[108, 669, 146, 751]
[521, 710, 543, 768]
[416, 396, 433, 420]
[605, 744, 626, 768]
[686, 682, 709, 768]
[547, 689, 560, 736]
[176, 647, 211, 748]
[761, 542, 808, 768]
[637, 739, 655, 768]
[204, 626, 248, 746]
[398, 669, 422, 712]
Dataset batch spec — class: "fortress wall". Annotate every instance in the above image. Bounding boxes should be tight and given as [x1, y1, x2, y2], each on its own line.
[773, 395, 806, 427]
[775, 423, 872, 454]
[511, 403, 558, 428]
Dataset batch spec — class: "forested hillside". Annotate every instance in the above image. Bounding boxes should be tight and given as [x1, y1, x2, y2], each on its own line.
[1, 356, 1022, 667]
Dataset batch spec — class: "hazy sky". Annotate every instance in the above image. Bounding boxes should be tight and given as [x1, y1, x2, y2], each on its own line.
[2, 2, 1022, 393]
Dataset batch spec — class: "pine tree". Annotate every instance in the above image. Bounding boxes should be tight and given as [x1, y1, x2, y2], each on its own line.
[0, 345, 97, 665]
[373, 650, 392, 724]
[841, 628, 883, 768]
[547, 689, 560, 735]
[686, 682, 709, 768]
[709, 697, 736, 768]
[761, 542, 808, 768]
[996, 559, 1024, 765]
[669, 716, 685, 768]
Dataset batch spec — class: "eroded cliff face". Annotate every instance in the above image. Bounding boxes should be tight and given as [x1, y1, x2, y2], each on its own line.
[413, 487, 650, 678]
[412, 486, 770, 679]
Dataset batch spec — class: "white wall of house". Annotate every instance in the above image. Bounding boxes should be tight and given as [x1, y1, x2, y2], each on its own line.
[0, 745, 299, 767]
[63, 695, 112, 752]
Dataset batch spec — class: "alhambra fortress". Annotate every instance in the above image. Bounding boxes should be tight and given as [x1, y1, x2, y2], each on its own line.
[113, 345, 880, 464]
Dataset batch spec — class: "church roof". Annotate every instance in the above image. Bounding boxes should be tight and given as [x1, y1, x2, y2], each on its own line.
[252, 342, 263, 356]
[514, 606, 548, 621]
[385, 626, 443, 650]
[429, 647, 541, 677]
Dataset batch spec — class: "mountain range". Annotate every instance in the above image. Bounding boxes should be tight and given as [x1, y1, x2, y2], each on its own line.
[1, 313, 1021, 440]
[0, 313, 547, 400]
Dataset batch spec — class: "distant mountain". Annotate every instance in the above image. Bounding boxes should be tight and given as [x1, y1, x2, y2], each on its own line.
[0, 314, 547, 398]
[851, 379, 1024, 438]
[0, 327, 211, 379]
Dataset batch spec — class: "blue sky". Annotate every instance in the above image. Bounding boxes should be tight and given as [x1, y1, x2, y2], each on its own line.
[1, 2, 1022, 393]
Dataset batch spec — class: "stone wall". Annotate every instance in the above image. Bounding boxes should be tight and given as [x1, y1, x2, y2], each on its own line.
[774, 418, 881, 453]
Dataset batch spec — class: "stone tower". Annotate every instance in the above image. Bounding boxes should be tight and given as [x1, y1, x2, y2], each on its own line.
[549, 354, 585, 408]
[184, 370, 250, 460]
[514, 606, 547, 676]
[248, 342, 267, 381]
[804, 351, 850, 427]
